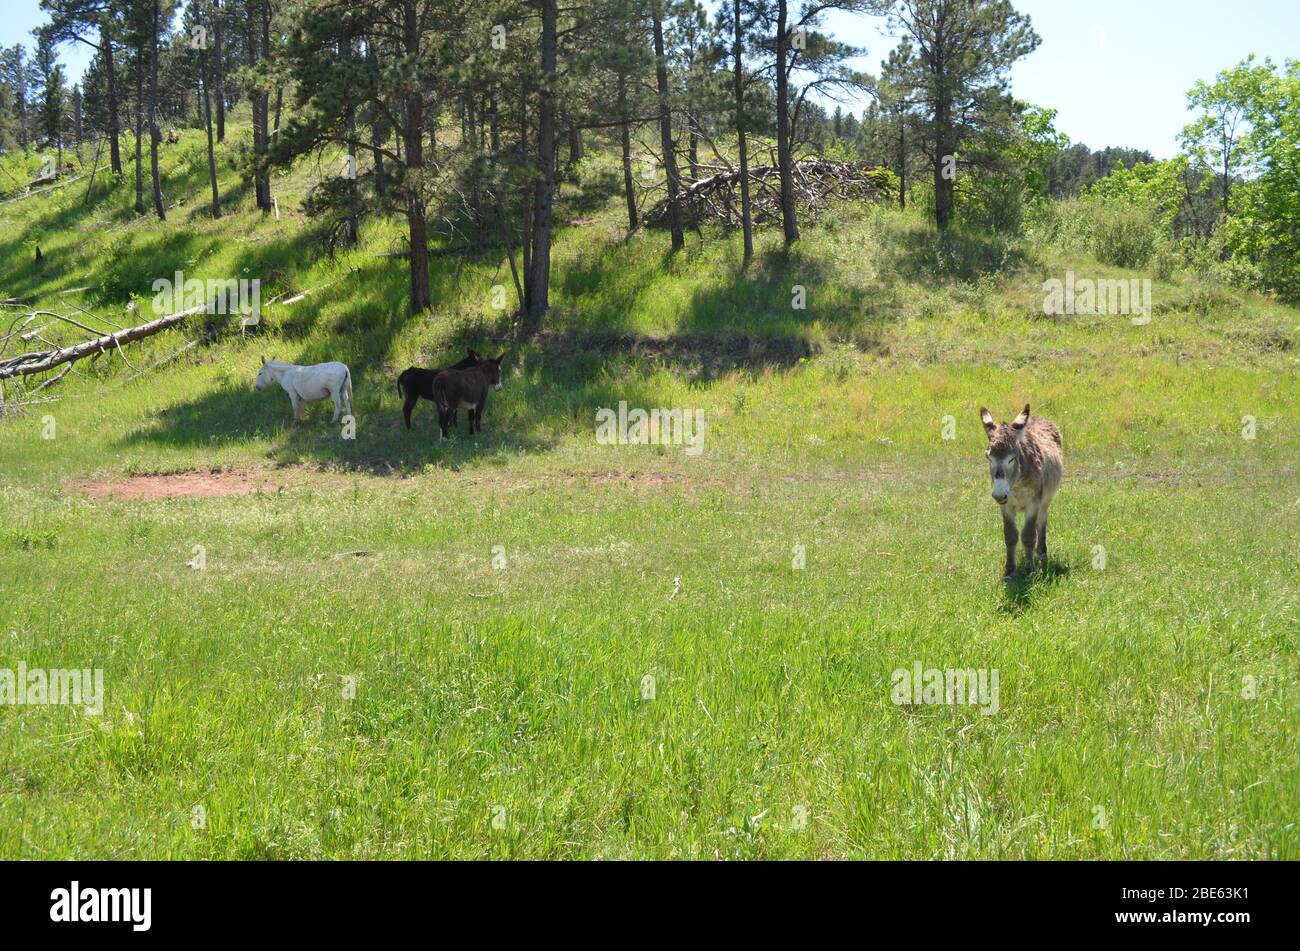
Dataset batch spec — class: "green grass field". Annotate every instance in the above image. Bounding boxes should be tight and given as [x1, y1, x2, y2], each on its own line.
[0, 128, 1296, 858]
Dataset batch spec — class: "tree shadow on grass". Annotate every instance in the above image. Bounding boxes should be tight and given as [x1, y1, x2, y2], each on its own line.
[521, 327, 814, 386]
[677, 244, 897, 349]
[113, 372, 556, 474]
[112, 255, 552, 474]
[998, 557, 1071, 616]
[179, 177, 256, 225]
[890, 225, 1026, 284]
[555, 166, 624, 226]
[550, 235, 886, 346]
[109, 311, 817, 475]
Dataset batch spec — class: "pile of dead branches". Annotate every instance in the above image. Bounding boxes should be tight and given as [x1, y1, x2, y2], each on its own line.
[645, 160, 889, 230]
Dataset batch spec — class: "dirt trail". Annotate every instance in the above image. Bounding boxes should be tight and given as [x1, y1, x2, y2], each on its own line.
[74, 469, 290, 500]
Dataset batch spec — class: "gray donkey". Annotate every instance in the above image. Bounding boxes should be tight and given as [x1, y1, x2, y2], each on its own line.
[980, 404, 1064, 577]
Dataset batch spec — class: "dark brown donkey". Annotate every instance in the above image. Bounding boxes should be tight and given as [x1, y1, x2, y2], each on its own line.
[432, 354, 504, 440]
[397, 350, 480, 430]
[980, 404, 1064, 578]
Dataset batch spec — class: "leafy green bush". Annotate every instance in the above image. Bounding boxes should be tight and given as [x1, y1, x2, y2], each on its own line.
[1086, 200, 1158, 268]
[961, 176, 1027, 235]
[865, 165, 901, 203]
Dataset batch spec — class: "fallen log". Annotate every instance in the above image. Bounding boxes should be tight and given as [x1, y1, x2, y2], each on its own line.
[0, 303, 208, 380]
[0, 172, 90, 205]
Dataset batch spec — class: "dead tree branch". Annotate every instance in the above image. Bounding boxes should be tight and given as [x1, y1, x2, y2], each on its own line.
[0, 303, 208, 380]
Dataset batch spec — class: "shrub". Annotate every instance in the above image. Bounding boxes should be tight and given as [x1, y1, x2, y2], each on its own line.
[1086, 201, 1158, 268]
[962, 176, 1027, 235]
[1029, 197, 1160, 269]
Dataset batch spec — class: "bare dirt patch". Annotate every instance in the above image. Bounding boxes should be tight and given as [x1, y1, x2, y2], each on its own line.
[74, 469, 293, 500]
[586, 471, 708, 489]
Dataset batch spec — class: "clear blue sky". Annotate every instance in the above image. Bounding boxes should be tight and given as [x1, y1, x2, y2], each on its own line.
[826, 0, 1299, 158]
[5, 0, 1298, 159]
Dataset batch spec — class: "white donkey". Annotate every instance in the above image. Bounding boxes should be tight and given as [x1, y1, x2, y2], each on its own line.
[255, 357, 353, 423]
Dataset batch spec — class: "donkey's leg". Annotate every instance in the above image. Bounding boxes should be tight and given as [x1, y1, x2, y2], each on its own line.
[1001, 510, 1018, 579]
[291, 395, 305, 422]
[1036, 504, 1050, 562]
[402, 392, 419, 430]
[1021, 505, 1039, 574]
[330, 389, 342, 424]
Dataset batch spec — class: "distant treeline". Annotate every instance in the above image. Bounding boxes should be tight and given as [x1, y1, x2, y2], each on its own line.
[2, 2, 1296, 308]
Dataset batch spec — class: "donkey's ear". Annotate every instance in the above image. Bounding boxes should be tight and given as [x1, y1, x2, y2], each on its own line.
[261, 356, 267, 365]
[1012, 404, 1031, 431]
[494, 352, 505, 362]
[980, 407, 997, 438]
[468, 349, 480, 360]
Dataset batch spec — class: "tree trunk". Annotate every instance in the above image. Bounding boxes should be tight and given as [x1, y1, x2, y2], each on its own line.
[618, 73, 637, 233]
[18, 80, 28, 148]
[932, 37, 954, 233]
[733, 0, 753, 264]
[568, 123, 583, 165]
[258, 4, 273, 211]
[524, 0, 558, 332]
[652, 3, 683, 251]
[251, 1, 272, 212]
[133, 63, 144, 214]
[201, 46, 220, 219]
[102, 25, 122, 174]
[366, 38, 385, 198]
[148, 0, 165, 220]
[774, 0, 799, 244]
[344, 48, 358, 245]
[401, 0, 430, 313]
[372, 118, 386, 197]
[214, 2, 225, 143]
[519, 87, 530, 285]
[898, 119, 906, 210]
[934, 102, 953, 231]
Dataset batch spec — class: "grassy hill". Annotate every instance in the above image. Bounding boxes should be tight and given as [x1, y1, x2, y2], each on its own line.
[0, 124, 1295, 858]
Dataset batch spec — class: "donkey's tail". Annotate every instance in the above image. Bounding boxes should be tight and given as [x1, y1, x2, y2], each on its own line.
[344, 366, 354, 408]
[396, 370, 406, 399]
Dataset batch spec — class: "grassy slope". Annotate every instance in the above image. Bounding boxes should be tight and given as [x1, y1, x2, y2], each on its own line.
[0, 125, 1296, 858]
